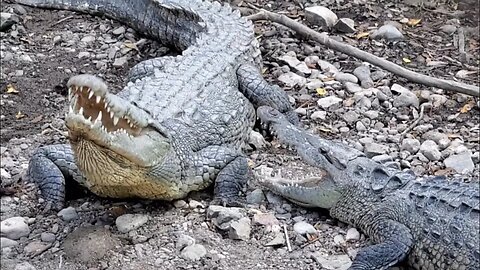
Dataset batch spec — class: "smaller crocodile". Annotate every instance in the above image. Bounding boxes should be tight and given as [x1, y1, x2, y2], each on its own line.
[256, 106, 479, 270]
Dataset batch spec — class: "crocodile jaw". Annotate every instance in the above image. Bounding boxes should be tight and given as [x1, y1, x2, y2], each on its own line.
[259, 175, 342, 209]
[65, 74, 169, 167]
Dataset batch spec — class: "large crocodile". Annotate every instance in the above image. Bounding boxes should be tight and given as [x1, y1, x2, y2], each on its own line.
[256, 106, 479, 270]
[19, 0, 299, 209]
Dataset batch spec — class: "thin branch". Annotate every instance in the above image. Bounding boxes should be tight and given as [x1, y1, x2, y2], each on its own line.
[246, 10, 479, 97]
[283, 224, 292, 252]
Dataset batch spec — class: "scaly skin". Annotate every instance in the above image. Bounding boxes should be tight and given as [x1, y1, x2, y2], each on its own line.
[21, 0, 299, 209]
[256, 106, 479, 270]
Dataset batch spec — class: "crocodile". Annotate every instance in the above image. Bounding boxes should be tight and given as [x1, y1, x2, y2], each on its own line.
[256, 106, 479, 270]
[20, 0, 299, 210]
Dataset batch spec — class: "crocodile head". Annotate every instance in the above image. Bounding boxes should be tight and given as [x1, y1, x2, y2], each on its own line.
[258, 174, 342, 209]
[64, 74, 173, 196]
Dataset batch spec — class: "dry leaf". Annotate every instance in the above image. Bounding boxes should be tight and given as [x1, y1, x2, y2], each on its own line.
[402, 58, 411, 63]
[460, 101, 475, 113]
[316, 88, 327, 96]
[6, 84, 18, 94]
[15, 111, 25, 119]
[261, 67, 268, 74]
[407, 18, 421, 26]
[356, 32, 370, 39]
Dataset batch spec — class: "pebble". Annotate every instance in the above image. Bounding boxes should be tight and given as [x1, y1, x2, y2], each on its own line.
[252, 212, 279, 227]
[207, 205, 245, 230]
[342, 111, 359, 123]
[246, 189, 266, 204]
[249, 130, 267, 149]
[188, 199, 204, 209]
[1, 237, 18, 248]
[311, 252, 352, 270]
[364, 142, 387, 157]
[265, 233, 285, 246]
[77, 51, 90, 59]
[317, 96, 342, 109]
[335, 72, 358, 84]
[356, 121, 367, 132]
[1, 168, 11, 180]
[353, 65, 374, 89]
[420, 140, 442, 161]
[333, 234, 346, 245]
[80, 35, 95, 43]
[311, 110, 327, 120]
[57, 206, 79, 221]
[115, 213, 149, 233]
[40, 232, 56, 243]
[0, 216, 30, 240]
[176, 234, 195, 250]
[294, 107, 307, 116]
[278, 51, 311, 74]
[344, 82, 363, 93]
[304, 6, 338, 29]
[317, 60, 339, 74]
[14, 262, 36, 270]
[293, 221, 316, 235]
[371, 24, 404, 41]
[444, 151, 474, 174]
[401, 138, 421, 154]
[334, 18, 355, 33]
[113, 56, 128, 67]
[391, 84, 419, 108]
[173, 200, 188, 208]
[277, 72, 307, 87]
[181, 244, 207, 261]
[112, 26, 126, 35]
[440, 25, 457, 34]
[305, 79, 325, 90]
[23, 241, 49, 256]
[228, 217, 251, 241]
[345, 228, 360, 241]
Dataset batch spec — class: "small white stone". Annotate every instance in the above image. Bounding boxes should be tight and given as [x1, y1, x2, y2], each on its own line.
[0, 217, 30, 240]
[345, 228, 360, 241]
[293, 221, 316, 235]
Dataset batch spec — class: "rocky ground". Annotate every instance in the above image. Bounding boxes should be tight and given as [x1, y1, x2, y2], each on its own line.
[0, 0, 479, 269]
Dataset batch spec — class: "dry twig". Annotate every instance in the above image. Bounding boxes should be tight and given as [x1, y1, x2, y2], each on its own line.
[400, 103, 431, 137]
[283, 224, 292, 252]
[246, 10, 479, 97]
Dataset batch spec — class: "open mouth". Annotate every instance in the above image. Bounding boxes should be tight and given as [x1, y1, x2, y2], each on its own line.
[67, 84, 143, 137]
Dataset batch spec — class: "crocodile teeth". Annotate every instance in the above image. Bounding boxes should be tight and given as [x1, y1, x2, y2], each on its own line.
[96, 111, 102, 121]
[87, 116, 92, 122]
[78, 107, 84, 116]
[113, 116, 120, 126]
[96, 96, 101, 103]
[110, 111, 114, 119]
[88, 91, 94, 99]
[104, 103, 108, 109]
[107, 107, 111, 113]
[69, 105, 73, 113]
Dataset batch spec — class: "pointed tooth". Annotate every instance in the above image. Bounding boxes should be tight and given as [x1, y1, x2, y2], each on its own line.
[113, 116, 119, 126]
[87, 116, 92, 122]
[68, 87, 72, 100]
[96, 111, 103, 121]
[110, 111, 114, 119]
[69, 106, 73, 113]
[104, 103, 108, 109]
[107, 107, 111, 113]
[78, 107, 84, 115]
[75, 86, 80, 92]
[88, 91, 94, 99]
[129, 123, 134, 128]
[96, 96, 101, 103]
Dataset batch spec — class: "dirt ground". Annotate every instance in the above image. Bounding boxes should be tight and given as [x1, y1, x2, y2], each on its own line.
[0, 0, 479, 269]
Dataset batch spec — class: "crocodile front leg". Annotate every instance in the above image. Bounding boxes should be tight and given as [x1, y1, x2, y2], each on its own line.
[128, 56, 177, 82]
[236, 64, 299, 125]
[187, 145, 251, 206]
[27, 144, 86, 210]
